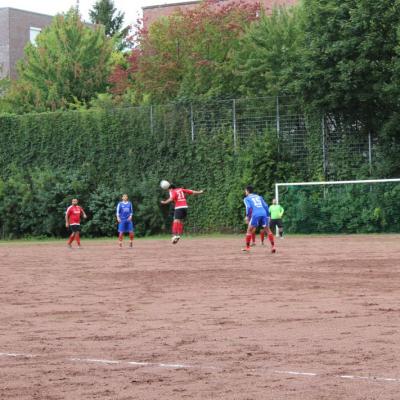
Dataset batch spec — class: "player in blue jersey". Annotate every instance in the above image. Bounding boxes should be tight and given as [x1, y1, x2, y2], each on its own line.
[243, 185, 275, 253]
[116, 194, 134, 248]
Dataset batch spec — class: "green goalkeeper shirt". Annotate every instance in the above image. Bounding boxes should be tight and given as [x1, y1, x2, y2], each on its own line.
[269, 204, 284, 219]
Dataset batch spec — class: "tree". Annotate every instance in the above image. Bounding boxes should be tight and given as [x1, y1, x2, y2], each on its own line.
[109, 0, 260, 103]
[5, 8, 113, 113]
[299, 0, 400, 133]
[89, 0, 130, 50]
[234, 6, 304, 97]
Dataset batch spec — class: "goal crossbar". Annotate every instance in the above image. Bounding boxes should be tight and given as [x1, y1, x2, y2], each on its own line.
[275, 178, 400, 203]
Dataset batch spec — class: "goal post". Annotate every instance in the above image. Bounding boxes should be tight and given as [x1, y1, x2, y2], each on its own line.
[274, 178, 400, 234]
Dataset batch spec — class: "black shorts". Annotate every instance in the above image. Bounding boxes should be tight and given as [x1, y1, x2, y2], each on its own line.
[69, 224, 81, 233]
[174, 208, 188, 220]
[269, 219, 283, 230]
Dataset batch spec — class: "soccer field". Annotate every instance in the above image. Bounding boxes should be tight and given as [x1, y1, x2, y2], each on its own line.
[0, 235, 399, 400]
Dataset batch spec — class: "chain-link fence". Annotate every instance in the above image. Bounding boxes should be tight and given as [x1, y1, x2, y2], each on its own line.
[134, 96, 375, 179]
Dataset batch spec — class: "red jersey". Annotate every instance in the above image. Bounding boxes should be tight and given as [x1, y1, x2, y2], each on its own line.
[66, 205, 85, 225]
[169, 188, 193, 209]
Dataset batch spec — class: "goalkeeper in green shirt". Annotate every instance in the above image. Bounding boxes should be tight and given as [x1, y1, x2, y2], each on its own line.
[269, 199, 284, 238]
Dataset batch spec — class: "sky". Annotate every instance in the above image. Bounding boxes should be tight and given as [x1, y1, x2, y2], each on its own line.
[0, 0, 189, 25]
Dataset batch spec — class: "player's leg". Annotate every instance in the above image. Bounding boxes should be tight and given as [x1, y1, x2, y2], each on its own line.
[251, 231, 256, 246]
[75, 225, 82, 248]
[128, 221, 134, 248]
[172, 209, 187, 244]
[67, 232, 75, 247]
[277, 219, 284, 238]
[118, 221, 125, 248]
[265, 222, 275, 253]
[243, 215, 257, 251]
[260, 228, 265, 245]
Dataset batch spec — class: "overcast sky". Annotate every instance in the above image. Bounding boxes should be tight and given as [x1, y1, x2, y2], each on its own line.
[0, 0, 189, 25]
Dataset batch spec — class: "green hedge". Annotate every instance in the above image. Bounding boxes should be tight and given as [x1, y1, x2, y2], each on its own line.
[0, 108, 290, 238]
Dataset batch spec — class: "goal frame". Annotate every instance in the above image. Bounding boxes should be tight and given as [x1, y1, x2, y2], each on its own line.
[274, 178, 400, 234]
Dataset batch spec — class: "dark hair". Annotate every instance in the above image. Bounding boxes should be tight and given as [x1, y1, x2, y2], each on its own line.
[169, 183, 177, 189]
[246, 185, 254, 193]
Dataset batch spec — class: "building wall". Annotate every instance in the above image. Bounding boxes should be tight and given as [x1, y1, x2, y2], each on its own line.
[8, 8, 53, 79]
[0, 9, 10, 79]
[142, 0, 298, 28]
[0, 8, 53, 79]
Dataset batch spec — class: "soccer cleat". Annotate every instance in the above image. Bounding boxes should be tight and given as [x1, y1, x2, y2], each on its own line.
[67, 244, 72, 249]
[77, 246, 82, 250]
[242, 246, 250, 252]
[119, 242, 122, 248]
[261, 242, 265, 246]
[129, 241, 133, 248]
[172, 235, 180, 244]
[250, 242, 256, 247]
[271, 246, 276, 254]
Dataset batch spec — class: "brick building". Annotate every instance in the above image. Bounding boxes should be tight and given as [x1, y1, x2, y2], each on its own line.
[143, 0, 297, 28]
[0, 8, 53, 79]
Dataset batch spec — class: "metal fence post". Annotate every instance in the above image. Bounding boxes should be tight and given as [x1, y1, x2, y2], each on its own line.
[368, 131, 372, 174]
[150, 105, 154, 135]
[190, 104, 195, 142]
[276, 95, 280, 138]
[232, 99, 237, 151]
[322, 115, 327, 178]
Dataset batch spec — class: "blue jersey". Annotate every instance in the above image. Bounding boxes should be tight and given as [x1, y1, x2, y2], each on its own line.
[116, 201, 133, 221]
[244, 193, 269, 218]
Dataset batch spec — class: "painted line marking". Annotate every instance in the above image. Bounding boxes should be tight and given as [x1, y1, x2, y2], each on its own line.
[275, 370, 317, 376]
[0, 352, 399, 383]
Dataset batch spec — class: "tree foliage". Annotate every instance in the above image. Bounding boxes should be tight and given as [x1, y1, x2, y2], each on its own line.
[4, 8, 113, 113]
[89, 0, 130, 51]
[109, 0, 260, 103]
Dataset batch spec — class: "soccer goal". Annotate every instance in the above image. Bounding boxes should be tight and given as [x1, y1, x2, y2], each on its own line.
[274, 178, 400, 234]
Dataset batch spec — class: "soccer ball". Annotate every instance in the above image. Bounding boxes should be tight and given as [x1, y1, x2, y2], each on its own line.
[160, 180, 170, 190]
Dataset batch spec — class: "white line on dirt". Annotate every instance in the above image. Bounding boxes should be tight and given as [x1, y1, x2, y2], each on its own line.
[0, 352, 399, 382]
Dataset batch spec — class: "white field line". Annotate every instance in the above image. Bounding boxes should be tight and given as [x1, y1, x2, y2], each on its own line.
[0, 352, 399, 383]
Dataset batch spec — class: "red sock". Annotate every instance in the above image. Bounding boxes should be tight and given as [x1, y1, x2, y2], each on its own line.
[172, 221, 177, 235]
[118, 232, 123, 242]
[176, 221, 184, 235]
[67, 234, 74, 245]
[251, 232, 256, 243]
[129, 232, 134, 241]
[268, 232, 274, 246]
[260, 231, 265, 243]
[245, 234, 251, 247]
[76, 232, 81, 246]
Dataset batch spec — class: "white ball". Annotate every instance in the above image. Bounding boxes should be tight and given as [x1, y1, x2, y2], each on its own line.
[160, 180, 170, 190]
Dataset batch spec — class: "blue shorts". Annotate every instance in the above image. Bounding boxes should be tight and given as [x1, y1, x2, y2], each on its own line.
[118, 220, 134, 233]
[249, 215, 268, 228]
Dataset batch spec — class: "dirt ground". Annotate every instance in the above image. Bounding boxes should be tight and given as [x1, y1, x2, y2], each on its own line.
[0, 235, 400, 400]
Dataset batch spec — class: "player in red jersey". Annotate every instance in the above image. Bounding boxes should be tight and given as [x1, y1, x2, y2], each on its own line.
[65, 198, 87, 249]
[161, 183, 204, 244]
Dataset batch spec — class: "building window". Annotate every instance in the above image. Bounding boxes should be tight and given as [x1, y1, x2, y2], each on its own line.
[30, 27, 42, 45]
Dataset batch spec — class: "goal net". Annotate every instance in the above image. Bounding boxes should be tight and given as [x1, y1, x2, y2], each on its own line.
[275, 179, 400, 234]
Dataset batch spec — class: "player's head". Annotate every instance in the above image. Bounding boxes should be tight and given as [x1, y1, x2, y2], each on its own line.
[272, 198, 277, 205]
[72, 198, 78, 205]
[122, 194, 128, 202]
[245, 185, 254, 196]
[169, 183, 177, 189]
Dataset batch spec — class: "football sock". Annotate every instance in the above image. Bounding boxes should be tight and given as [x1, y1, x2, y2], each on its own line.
[268, 232, 274, 246]
[172, 221, 177, 235]
[245, 234, 252, 248]
[68, 234, 74, 244]
[251, 232, 256, 243]
[76, 232, 81, 246]
[260, 231, 265, 243]
[176, 221, 184, 235]
[129, 232, 134, 241]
